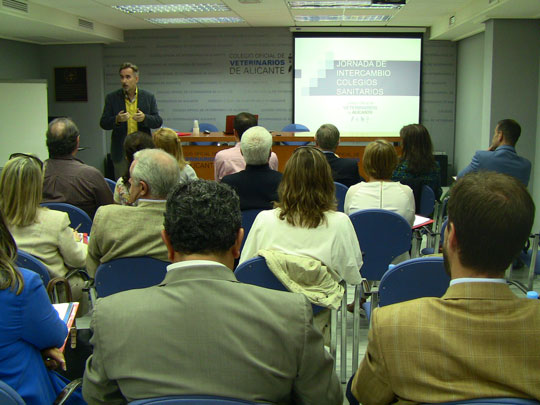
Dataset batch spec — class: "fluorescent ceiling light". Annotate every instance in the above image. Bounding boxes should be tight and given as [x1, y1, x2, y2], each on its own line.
[146, 17, 244, 24]
[295, 14, 391, 21]
[113, 4, 230, 14]
[289, 1, 401, 9]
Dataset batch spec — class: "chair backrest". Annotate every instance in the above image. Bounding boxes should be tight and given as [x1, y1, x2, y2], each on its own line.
[419, 185, 435, 217]
[240, 209, 262, 251]
[40, 202, 93, 234]
[379, 257, 450, 307]
[334, 182, 348, 212]
[130, 395, 258, 404]
[426, 398, 540, 405]
[281, 124, 310, 146]
[235, 256, 324, 315]
[197, 123, 219, 133]
[0, 380, 25, 405]
[94, 256, 169, 298]
[105, 178, 116, 194]
[349, 209, 412, 281]
[15, 250, 50, 285]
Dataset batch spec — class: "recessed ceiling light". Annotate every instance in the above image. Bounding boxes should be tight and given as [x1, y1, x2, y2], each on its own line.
[113, 4, 230, 14]
[146, 17, 244, 24]
[294, 14, 391, 21]
[289, 1, 401, 9]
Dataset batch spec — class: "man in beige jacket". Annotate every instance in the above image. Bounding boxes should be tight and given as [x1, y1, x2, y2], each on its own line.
[86, 149, 180, 275]
[352, 171, 540, 404]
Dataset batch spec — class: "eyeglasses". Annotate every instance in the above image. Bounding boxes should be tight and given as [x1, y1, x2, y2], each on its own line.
[9, 153, 44, 170]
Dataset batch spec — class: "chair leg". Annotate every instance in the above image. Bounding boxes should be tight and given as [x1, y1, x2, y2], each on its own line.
[351, 284, 361, 373]
[330, 308, 337, 366]
[527, 234, 539, 291]
[340, 283, 347, 383]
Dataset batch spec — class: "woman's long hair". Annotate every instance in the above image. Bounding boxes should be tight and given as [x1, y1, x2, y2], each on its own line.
[153, 128, 188, 170]
[399, 124, 436, 175]
[275, 147, 336, 228]
[0, 155, 43, 227]
[121, 131, 155, 186]
[0, 209, 23, 294]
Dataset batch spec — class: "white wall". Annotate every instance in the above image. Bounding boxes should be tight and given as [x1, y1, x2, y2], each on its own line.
[38, 44, 107, 171]
[454, 32, 484, 174]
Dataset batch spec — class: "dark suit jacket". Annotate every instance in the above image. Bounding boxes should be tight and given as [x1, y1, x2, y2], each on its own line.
[323, 151, 364, 187]
[221, 164, 282, 210]
[99, 88, 163, 163]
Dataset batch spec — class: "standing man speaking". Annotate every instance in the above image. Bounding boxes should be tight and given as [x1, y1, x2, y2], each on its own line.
[100, 62, 163, 178]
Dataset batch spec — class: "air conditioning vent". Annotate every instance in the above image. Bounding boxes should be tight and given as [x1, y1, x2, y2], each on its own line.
[2, 0, 28, 13]
[238, 0, 262, 3]
[78, 18, 94, 30]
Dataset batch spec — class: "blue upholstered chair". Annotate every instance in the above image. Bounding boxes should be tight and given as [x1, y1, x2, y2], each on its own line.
[378, 257, 450, 307]
[193, 123, 219, 145]
[40, 202, 93, 234]
[334, 181, 348, 212]
[418, 185, 435, 217]
[235, 255, 348, 382]
[105, 178, 116, 194]
[281, 123, 310, 146]
[15, 249, 50, 286]
[348, 209, 412, 370]
[0, 380, 25, 405]
[94, 256, 169, 298]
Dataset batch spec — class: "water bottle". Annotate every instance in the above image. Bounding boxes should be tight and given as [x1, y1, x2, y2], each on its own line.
[526, 291, 539, 299]
[193, 120, 199, 136]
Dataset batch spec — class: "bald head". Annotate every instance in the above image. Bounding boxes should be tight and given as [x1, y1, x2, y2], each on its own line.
[46, 117, 80, 158]
[130, 149, 181, 199]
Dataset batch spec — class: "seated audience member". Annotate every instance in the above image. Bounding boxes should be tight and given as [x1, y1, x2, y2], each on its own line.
[240, 146, 362, 285]
[43, 117, 114, 218]
[315, 123, 365, 187]
[0, 154, 88, 306]
[114, 131, 154, 205]
[392, 123, 442, 201]
[0, 210, 85, 405]
[221, 126, 282, 210]
[345, 140, 415, 225]
[351, 171, 540, 404]
[214, 112, 278, 181]
[153, 127, 198, 184]
[458, 118, 531, 186]
[82, 180, 343, 404]
[86, 149, 180, 276]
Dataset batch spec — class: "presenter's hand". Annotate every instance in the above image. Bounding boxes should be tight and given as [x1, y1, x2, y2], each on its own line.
[116, 110, 130, 123]
[133, 108, 145, 123]
[42, 347, 67, 371]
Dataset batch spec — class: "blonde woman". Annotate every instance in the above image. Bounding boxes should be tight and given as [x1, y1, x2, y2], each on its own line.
[153, 127, 198, 184]
[0, 209, 85, 404]
[240, 146, 362, 285]
[0, 154, 87, 305]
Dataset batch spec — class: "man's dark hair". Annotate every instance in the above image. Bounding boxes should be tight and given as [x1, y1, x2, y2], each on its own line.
[119, 62, 139, 75]
[315, 124, 340, 152]
[447, 171, 534, 276]
[497, 119, 521, 146]
[234, 112, 258, 140]
[164, 180, 241, 255]
[46, 117, 80, 158]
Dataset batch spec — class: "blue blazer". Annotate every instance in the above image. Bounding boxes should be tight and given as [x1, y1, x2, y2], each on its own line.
[100, 88, 163, 163]
[458, 145, 531, 186]
[0, 269, 72, 404]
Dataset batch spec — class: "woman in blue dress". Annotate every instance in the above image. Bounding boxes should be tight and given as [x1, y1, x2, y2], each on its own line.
[0, 209, 85, 404]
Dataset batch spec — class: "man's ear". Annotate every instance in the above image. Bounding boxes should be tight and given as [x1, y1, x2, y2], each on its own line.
[231, 228, 245, 259]
[139, 180, 149, 197]
[446, 222, 458, 250]
[161, 229, 175, 262]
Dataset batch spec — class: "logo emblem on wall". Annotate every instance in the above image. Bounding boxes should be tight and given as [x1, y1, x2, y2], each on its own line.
[229, 52, 289, 75]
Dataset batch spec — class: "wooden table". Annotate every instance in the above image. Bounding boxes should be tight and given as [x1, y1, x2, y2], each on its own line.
[181, 132, 401, 180]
